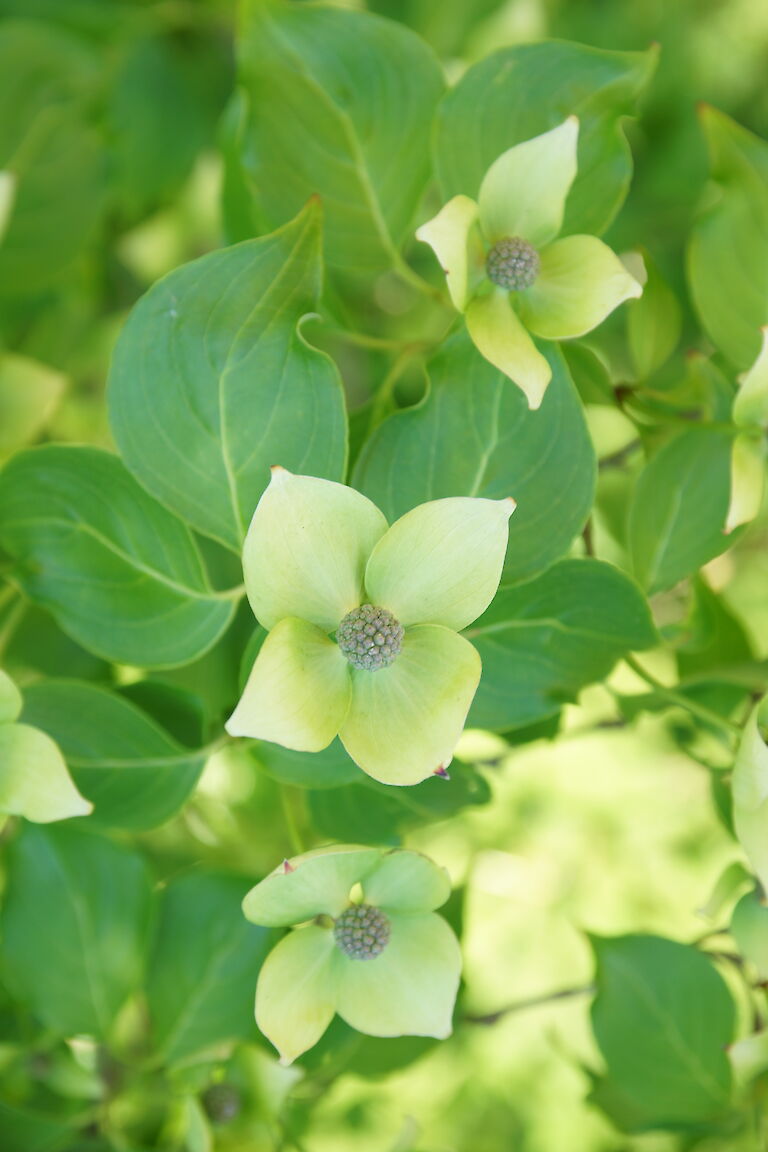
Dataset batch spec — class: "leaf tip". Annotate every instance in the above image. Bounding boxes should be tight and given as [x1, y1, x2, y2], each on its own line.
[269, 465, 292, 484]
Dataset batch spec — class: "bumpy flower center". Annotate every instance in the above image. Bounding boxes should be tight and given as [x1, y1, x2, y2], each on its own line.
[333, 903, 391, 960]
[486, 236, 540, 291]
[336, 604, 404, 671]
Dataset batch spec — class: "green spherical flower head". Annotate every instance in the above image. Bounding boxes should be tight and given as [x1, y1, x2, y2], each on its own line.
[334, 903, 391, 960]
[337, 604, 404, 671]
[485, 236, 540, 291]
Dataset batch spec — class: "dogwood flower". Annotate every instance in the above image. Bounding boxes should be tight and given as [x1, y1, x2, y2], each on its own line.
[726, 328, 768, 533]
[226, 468, 515, 785]
[243, 845, 461, 1064]
[417, 117, 642, 409]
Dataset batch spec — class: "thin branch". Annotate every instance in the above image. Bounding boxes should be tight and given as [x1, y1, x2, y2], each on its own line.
[598, 439, 642, 470]
[623, 653, 742, 739]
[464, 982, 595, 1026]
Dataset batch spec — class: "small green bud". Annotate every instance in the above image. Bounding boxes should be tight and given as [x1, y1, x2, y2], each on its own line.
[333, 903, 391, 960]
[485, 236, 539, 291]
[336, 604, 404, 671]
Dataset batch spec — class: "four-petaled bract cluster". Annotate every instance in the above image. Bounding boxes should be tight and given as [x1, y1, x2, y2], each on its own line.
[417, 118, 642, 409]
[242, 845, 461, 1065]
[226, 467, 515, 786]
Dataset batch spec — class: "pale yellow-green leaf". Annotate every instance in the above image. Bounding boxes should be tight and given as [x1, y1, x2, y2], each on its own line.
[518, 234, 642, 341]
[243, 846, 381, 926]
[477, 117, 578, 248]
[335, 912, 460, 1039]
[340, 625, 481, 785]
[0, 668, 22, 724]
[255, 926, 338, 1065]
[226, 617, 351, 752]
[363, 849, 451, 913]
[243, 468, 388, 631]
[365, 496, 514, 631]
[0, 724, 92, 823]
[465, 290, 551, 408]
[415, 194, 484, 311]
[733, 328, 768, 428]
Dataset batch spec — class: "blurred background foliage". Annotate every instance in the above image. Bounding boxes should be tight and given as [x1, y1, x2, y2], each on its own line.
[1, 0, 768, 1149]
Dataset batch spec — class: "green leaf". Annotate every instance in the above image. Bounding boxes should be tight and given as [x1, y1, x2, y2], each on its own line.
[21, 681, 207, 830]
[0, 445, 237, 667]
[0, 667, 22, 723]
[0, 1100, 73, 1152]
[676, 576, 753, 679]
[1, 824, 152, 1039]
[108, 202, 347, 551]
[254, 737, 362, 790]
[0, 354, 66, 460]
[0, 22, 105, 297]
[307, 765, 491, 845]
[591, 934, 735, 1130]
[434, 41, 656, 239]
[628, 428, 734, 594]
[236, 0, 444, 275]
[465, 558, 656, 731]
[108, 32, 230, 220]
[627, 253, 681, 380]
[688, 107, 768, 370]
[146, 872, 273, 1066]
[353, 332, 596, 585]
[731, 887, 768, 981]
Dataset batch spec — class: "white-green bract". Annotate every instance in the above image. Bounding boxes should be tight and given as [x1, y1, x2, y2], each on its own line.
[226, 467, 515, 785]
[726, 327, 768, 532]
[242, 845, 461, 1065]
[0, 668, 91, 823]
[417, 118, 643, 409]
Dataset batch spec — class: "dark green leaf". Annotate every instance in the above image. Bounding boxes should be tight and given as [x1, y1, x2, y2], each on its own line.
[109, 201, 347, 551]
[628, 428, 734, 594]
[590, 934, 735, 1130]
[254, 738, 362, 790]
[0, 445, 237, 667]
[0, 22, 105, 297]
[627, 253, 681, 380]
[147, 872, 273, 1066]
[1, 824, 152, 1039]
[21, 681, 207, 830]
[236, 0, 444, 275]
[354, 332, 596, 585]
[466, 558, 656, 731]
[109, 32, 231, 220]
[676, 576, 753, 679]
[307, 765, 491, 844]
[118, 680, 207, 750]
[434, 41, 656, 238]
[688, 106, 768, 370]
[0, 1100, 73, 1152]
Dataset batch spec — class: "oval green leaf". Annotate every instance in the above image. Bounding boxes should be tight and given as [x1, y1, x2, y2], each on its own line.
[353, 331, 596, 586]
[0, 445, 237, 667]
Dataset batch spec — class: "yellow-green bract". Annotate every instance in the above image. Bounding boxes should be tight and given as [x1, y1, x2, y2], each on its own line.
[726, 328, 768, 533]
[0, 668, 91, 823]
[732, 695, 768, 891]
[242, 845, 461, 1065]
[226, 468, 515, 785]
[417, 118, 642, 409]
